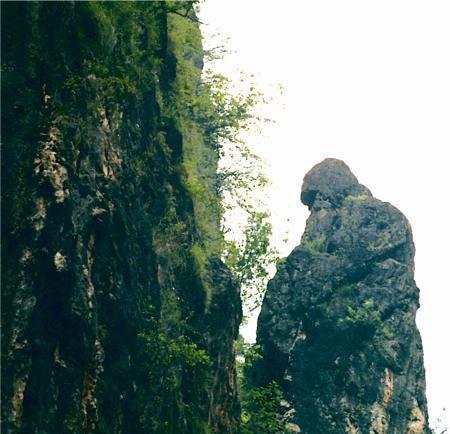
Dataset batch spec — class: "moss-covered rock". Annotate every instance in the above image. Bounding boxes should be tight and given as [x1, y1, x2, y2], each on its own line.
[1, 2, 241, 433]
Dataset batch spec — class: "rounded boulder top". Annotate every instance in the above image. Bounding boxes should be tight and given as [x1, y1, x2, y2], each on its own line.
[301, 158, 372, 208]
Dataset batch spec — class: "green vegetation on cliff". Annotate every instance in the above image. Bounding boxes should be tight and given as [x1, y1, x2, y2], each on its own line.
[0, 2, 262, 433]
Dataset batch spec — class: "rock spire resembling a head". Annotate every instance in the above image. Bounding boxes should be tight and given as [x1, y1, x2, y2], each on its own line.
[301, 158, 372, 209]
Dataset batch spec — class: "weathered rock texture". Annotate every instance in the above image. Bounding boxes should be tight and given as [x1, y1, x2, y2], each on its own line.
[253, 159, 430, 433]
[1, 3, 241, 433]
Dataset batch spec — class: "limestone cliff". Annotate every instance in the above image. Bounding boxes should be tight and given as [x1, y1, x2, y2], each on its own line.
[1, 2, 241, 433]
[253, 159, 430, 433]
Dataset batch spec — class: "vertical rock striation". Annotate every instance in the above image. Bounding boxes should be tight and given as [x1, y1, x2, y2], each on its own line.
[253, 159, 430, 433]
[1, 3, 241, 433]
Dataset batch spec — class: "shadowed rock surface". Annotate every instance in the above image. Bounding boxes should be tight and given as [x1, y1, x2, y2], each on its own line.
[253, 159, 430, 433]
[1, 3, 241, 433]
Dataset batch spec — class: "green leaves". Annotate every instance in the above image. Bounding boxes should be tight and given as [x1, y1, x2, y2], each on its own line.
[302, 236, 326, 254]
[344, 194, 369, 202]
[342, 298, 381, 328]
[237, 341, 291, 433]
[224, 211, 277, 313]
[136, 304, 211, 430]
[241, 381, 286, 434]
[193, 71, 260, 154]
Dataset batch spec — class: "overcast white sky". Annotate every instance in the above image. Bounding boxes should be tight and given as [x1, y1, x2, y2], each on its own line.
[199, 0, 449, 430]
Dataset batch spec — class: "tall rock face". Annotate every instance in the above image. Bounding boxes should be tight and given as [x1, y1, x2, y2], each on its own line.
[1, 3, 241, 433]
[254, 159, 429, 433]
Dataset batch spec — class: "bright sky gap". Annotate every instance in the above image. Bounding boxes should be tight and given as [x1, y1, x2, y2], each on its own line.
[199, 1, 450, 430]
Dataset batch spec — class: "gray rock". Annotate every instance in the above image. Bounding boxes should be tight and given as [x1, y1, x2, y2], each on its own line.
[253, 159, 430, 434]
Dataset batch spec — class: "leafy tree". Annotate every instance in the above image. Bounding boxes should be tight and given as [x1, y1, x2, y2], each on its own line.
[236, 337, 292, 433]
[224, 211, 277, 314]
[187, 53, 278, 316]
[136, 304, 211, 432]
